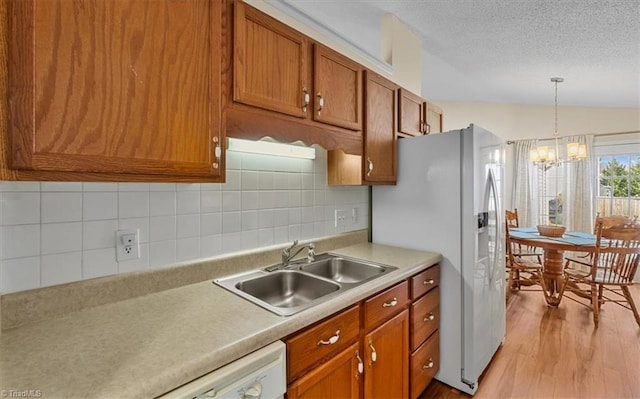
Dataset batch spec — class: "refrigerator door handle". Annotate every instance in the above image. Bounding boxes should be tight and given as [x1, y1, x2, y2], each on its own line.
[485, 169, 500, 285]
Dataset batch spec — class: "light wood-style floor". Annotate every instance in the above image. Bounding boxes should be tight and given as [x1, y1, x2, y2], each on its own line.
[420, 285, 640, 399]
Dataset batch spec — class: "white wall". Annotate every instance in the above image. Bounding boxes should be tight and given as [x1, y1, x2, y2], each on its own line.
[438, 101, 640, 209]
[0, 148, 369, 294]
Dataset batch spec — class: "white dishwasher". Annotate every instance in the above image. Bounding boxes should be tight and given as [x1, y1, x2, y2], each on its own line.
[160, 340, 286, 399]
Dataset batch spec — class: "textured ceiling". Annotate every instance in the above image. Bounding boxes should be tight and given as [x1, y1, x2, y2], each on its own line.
[279, 0, 640, 108]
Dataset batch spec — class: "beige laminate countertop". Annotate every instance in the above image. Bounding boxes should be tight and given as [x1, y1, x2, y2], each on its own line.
[0, 243, 441, 399]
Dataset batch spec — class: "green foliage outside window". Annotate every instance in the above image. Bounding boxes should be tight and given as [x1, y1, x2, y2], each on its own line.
[599, 156, 640, 197]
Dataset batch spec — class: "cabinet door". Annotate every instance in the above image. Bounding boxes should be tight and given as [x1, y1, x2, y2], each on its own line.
[287, 342, 361, 399]
[234, 1, 308, 118]
[363, 71, 398, 184]
[364, 309, 409, 399]
[425, 102, 443, 134]
[398, 88, 425, 136]
[313, 44, 362, 131]
[9, 0, 223, 179]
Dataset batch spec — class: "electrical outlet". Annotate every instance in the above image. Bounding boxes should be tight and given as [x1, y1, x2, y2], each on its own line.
[116, 229, 140, 262]
[335, 209, 347, 231]
[351, 207, 358, 225]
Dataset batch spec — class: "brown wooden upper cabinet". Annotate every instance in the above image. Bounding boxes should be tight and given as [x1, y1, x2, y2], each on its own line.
[7, 0, 224, 182]
[232, 1, 362, 132]
[398, 89, 444, 136]
[233, 0, 308, 119]
[398, 88, 427, 136]
[363, 71, 399, 185]
[426, 102, 444, 134]
[313, 45, 362, 130]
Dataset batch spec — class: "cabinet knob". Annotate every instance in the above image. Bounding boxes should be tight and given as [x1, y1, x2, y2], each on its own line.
[423, 359, 434, 369]
[212, 137, 221, 169]
[367, 157, 374, 177]
[382, 297, 398, 308]
[242, 381, 263, 399]
[317, 92, 324, 114]
[317, 330, 340, 346]
[302, 88, 310, 113]
[424, 313, 435, 322]
[423, 279, 435, 286]
[426, 123, 431, 134]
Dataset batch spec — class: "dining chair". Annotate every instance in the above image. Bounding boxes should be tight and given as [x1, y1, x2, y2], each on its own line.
[505, 220, 545, 302]
[504, 208, 542, 264]
[563, 221, 640, 328]
[564, 214, 635, 270]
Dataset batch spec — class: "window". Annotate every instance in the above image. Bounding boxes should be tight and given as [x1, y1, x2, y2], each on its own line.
[597, 154, 640, 217]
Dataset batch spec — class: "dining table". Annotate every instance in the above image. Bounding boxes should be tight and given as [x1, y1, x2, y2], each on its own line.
[508, 227, 598, 306]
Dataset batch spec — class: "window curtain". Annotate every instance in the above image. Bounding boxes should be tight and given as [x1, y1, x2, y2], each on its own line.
[511, 140, 538, 227]
[563, 134, 595, 232]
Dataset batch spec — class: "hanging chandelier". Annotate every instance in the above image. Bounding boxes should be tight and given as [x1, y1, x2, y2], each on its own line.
[530, 77, 587, 169]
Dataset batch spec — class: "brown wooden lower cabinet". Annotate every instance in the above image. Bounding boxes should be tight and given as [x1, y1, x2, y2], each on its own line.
[285, 263, 440, 399]
[364, 309, 409, 399]
[287, 342, 361, 399]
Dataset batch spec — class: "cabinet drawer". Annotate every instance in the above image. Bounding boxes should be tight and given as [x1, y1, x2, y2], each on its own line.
[286, 305, 360, 382]
[364, 281, 409, 331]
[410, 264, 440, 300]
[410, 331, 440, 399]
[410, 287, 439, 351]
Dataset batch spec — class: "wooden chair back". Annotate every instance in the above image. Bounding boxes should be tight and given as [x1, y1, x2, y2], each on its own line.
[592, 221, 640, 285]
[506, 209, 519, 229]
[593, 214, 634, 234]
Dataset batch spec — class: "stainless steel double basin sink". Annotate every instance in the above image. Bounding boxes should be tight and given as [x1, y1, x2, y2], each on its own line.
[214, 253, 397, 316]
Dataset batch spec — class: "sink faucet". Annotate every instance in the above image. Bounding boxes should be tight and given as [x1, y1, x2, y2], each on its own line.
[282, 240, 315, 266]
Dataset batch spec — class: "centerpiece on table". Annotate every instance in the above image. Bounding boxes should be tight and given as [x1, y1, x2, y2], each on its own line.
[536, 224, 566, 237]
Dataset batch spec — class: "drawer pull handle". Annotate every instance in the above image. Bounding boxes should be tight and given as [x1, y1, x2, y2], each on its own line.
[356, 350, 364, 375]
[368, 341, 377, 364]
[317, 330, 340, 346]
[367, 157, 374, 177]
[423, 279, 435, 285]
[424, 313, 435, 322]
[423, 359, 435, 369]
[382, 297, 398, 308]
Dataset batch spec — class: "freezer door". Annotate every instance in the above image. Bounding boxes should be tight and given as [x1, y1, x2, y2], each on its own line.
[461, 141, 505, 391]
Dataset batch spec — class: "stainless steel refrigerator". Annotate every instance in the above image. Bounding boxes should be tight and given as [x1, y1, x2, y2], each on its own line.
[372, 124, 505, 395]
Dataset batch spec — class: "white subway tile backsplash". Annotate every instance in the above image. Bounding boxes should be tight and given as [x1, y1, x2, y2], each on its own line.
[82, 183, 117, 192]
[149, 216, 176, 242]
[1, 256, 40, 293]
[177, 191, 200, 215]
[118, 192, 149, 219]
[201, 191, 222, 213]
[241, 171, 259, 190]
[41, 182, 82, 192]
[83, 220, 118, 250]
[41, 252, 82, 287]
[0, 148, 369, 293]
[1, 224, 40, 259]
[177, 237, 200, 262]
[201, 213, 222, 236]
[222, 212, 242, 234]
[149, 240, 176, 268]
[2, 192, 40, 225]
[241, 211, 258, 231]
[0, 182, 40, 192]
[83, 192, 118, 221]
[150, 192, 176, 216]
[83, 248, 117, 279]
[177, 214, 200, 239]
[42, 192, 82, 223]
[241, 191, 259, 210]
[42, 222, 83, 255]
[222, 191, 241, 212]
[201, 234, 222, 258]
